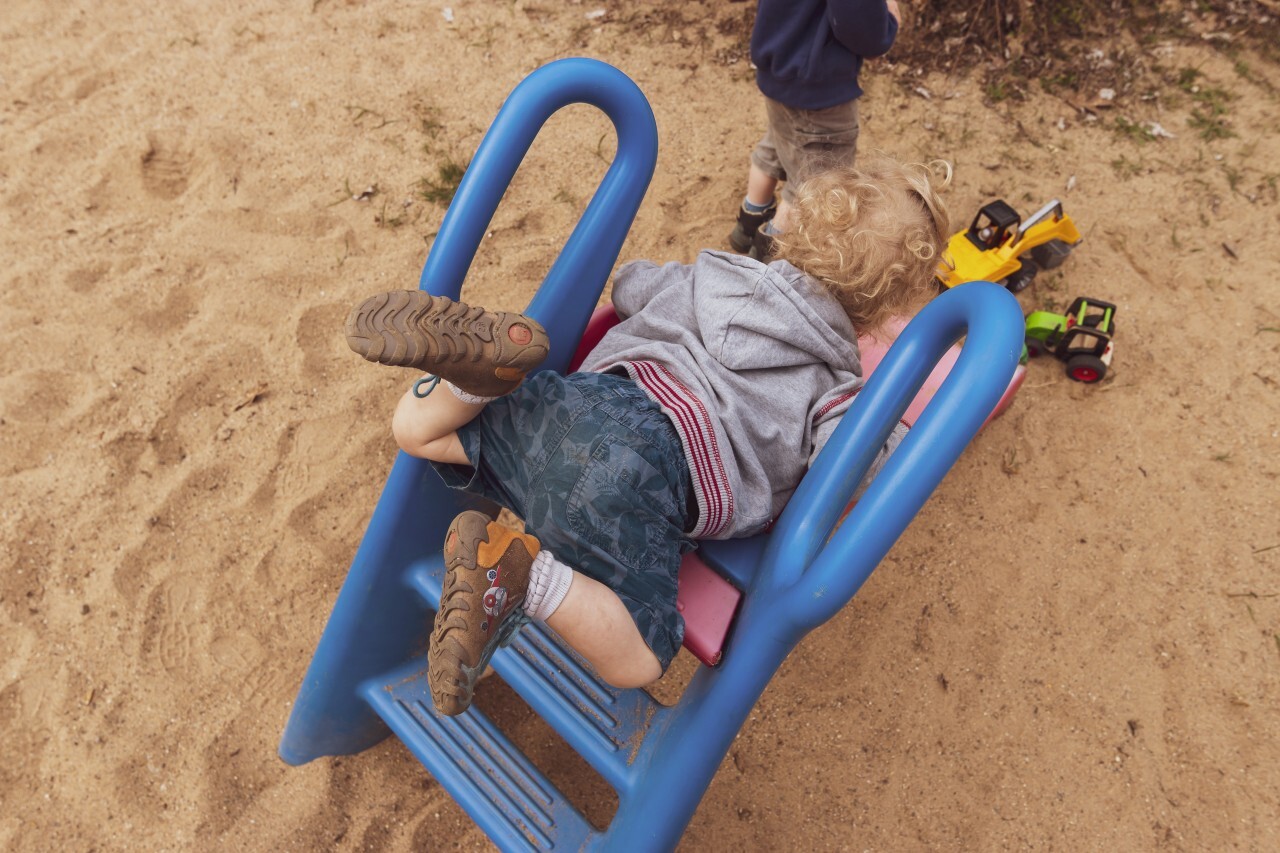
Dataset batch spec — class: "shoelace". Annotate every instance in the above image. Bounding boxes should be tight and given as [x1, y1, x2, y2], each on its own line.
[412, 375, 440, 398]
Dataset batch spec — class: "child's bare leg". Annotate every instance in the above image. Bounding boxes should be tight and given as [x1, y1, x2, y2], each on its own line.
[746, 162, 778, 209]
[749, 165, 793, 232]
[545, 572, 662, 688]
[391, 381, 484, 465]
[428, 512, 665, 715]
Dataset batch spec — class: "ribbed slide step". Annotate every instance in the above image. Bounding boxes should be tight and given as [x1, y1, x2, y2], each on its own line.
[406, 556, 671, 793]
[356, 555, 680, 848]
[363, 662, 595, 851]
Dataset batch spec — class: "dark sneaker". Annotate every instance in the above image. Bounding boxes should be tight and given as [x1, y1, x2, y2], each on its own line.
[345, 291, 550, 397]
[428, 510, 540, 716]
[727, 200, 777, 253]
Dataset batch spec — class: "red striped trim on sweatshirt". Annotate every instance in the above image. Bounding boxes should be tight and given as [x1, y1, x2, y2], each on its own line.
[624, 360, 733, 538]
[813, 391, 856, 422]
[813, 386, 911, 430]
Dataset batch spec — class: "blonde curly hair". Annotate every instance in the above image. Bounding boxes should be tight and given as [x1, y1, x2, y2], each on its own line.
[772, 156, 952, 333]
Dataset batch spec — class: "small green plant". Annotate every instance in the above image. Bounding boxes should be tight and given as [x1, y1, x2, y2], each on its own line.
[1227, 51, 1277, 94]
[374, 199, 406, 229]
[414, 104, 445, 139]
[1040, 71, 1079, 93]
[1175, 67, 1236, 141]
[985, 81, 1008, 102]
[1222, 164, 1242, 192]
[1049, 1, 1088, 30]
[1263, 174, 1280, 204]
[1110, 155, 1142, 178]
[1114, 116, 1155, 144]
[417, 157, 468, 206]
[1189, 110, 1235, 141]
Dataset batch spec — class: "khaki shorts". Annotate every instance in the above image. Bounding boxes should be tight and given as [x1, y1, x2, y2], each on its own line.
[750, 96, 860, 204]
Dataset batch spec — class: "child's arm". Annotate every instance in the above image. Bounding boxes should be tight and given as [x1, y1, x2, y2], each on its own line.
[825, 0, 899, 58]
[390, 383, 472, 465]
[809, 387, 909, 498]
[610, 259, 692, 319]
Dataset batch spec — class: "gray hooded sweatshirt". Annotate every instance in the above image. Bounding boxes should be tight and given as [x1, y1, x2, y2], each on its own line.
[584, 250, 904, 540]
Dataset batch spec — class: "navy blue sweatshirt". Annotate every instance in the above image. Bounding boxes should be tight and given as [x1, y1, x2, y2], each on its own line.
[751, 0, 898, 110]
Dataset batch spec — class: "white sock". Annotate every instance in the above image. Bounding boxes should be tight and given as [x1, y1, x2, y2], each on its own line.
[524, 549, 573, 622]
[446, 380, 497, 405]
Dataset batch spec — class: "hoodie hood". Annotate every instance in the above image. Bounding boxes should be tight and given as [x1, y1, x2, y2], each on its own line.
[695, 252, 860, 373]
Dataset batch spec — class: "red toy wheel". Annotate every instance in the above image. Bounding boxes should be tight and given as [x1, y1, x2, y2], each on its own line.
[1066, 354, 1107, 383]
[1024, 337, 1046, 358]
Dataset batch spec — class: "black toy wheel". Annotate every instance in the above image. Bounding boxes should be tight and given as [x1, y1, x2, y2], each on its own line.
[1004, 258, 1039, 293]
[1031, 238, 1073, 271]
[1066, 354, 1107, 383]
[1024, 337, 1046, 358]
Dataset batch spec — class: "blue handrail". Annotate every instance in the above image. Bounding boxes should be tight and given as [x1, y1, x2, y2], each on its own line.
[278, 57, 657, 769]
[418, 57, 657, 371]
[776, 282, 1024, 630]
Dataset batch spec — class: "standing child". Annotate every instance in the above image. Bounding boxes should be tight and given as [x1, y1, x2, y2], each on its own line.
[344, 156, 949, 716]
[729, 0, 902, 259]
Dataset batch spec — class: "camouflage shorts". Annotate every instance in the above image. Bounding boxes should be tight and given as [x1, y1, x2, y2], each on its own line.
[751, 95, 860, 204]
[432, 370, 697, 670]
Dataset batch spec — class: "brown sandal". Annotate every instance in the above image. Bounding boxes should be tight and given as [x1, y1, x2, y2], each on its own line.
[427, 511, 540, 716]
[345, 291, 549, 397]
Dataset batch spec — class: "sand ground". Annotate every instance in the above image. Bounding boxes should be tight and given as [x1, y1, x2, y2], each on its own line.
[2, 1, 1278, 850]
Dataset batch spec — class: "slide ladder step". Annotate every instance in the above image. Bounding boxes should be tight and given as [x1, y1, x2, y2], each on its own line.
[408, 558, 669, 794]
[364, 662, 596, 852]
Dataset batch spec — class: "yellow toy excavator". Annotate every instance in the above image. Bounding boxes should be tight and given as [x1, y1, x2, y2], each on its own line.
[937, 199, 1083, 293]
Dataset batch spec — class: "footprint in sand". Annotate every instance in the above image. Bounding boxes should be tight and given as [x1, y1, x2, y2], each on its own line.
[140, 131, 193, 201]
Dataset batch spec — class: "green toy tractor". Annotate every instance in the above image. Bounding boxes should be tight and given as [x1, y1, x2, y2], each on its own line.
[1024, 297, 1117, 383]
